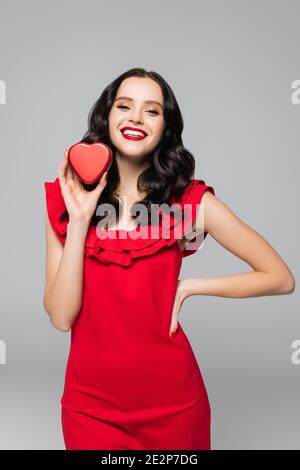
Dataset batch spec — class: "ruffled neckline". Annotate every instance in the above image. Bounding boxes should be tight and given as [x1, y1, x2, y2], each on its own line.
[44, 178, 195, 267]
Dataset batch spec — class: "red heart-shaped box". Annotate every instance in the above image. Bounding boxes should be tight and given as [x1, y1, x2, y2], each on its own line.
[68, 142, 113, 184]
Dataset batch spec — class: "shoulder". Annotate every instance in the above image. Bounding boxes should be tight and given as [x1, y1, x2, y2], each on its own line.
[180, 178, 216, 235]
[179, 178, 216, 207]
[184, 179, 217, 234]
[194, 184, 236, 236]
[198, 189, 217, 226]
[178, 179, 216, 255]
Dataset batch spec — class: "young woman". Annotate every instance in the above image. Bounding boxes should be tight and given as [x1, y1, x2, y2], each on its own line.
[43, 67, 295, 450]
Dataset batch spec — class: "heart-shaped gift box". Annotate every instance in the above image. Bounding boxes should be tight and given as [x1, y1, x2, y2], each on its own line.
[68, 142, 113, 184]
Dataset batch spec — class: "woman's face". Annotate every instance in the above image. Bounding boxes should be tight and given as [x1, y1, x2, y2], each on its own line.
[108, 76, 165, 161]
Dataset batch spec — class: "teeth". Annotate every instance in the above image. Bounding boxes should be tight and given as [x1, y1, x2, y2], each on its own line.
[123, 130, 145, 137]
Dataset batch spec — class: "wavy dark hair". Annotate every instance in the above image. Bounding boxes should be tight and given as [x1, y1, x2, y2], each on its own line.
[61, 67, 197, 229]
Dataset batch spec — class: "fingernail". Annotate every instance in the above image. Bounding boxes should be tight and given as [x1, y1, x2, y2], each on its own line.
[170, 331, 177, 338]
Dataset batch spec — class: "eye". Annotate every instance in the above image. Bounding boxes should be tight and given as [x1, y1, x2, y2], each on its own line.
[117, 105, 159, 115]
[117, 105, 130, 110]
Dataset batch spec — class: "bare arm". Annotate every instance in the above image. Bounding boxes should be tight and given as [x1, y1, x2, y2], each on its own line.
[181, 191, 296, 300]
[43, 212, 89, 332]
[169, 190, 296, 335]
[43, 148, 108, 332]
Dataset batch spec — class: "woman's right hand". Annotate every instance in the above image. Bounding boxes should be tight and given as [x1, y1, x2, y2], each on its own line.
[57, 147, 108, 224]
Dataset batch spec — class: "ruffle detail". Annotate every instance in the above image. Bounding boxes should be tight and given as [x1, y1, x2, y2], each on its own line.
[44, 177, 214, 266]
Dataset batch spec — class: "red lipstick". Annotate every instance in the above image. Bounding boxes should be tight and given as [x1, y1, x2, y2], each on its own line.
[120, 126, 148, 141]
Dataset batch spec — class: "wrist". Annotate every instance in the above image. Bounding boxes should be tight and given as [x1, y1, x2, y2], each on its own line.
[177, 279, 190, 303]
[178, 278, 199, 301]
[67, 217, 90, 233]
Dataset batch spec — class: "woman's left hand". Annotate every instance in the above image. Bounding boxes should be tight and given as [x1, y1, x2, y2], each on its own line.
[169, 279, 189, 337]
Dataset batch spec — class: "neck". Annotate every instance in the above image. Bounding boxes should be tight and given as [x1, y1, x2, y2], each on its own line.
[115, 151, 148, 199]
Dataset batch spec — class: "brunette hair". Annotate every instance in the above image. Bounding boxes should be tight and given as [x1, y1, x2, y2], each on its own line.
[61, 67, 196, 228]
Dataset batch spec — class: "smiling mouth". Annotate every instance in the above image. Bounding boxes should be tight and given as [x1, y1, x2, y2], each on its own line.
[120, 129, 147, 141]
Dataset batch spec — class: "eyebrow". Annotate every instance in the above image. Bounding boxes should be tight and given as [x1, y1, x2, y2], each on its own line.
[114, 96, 163, 109]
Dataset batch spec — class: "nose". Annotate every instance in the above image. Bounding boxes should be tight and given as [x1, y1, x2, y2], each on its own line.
[129, 107, 144, 125]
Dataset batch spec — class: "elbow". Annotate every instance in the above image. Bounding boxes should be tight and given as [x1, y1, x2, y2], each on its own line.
[277, 274, 296, 295]
[43, 299, 72, 332]
[56, 324, 71, 333]
[283, 276, 296, 295]
[49, 315, 71, 332]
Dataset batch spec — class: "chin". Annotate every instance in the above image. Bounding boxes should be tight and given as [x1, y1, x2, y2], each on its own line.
[115, 142, 149, 157]
[121, 149, 149, 160]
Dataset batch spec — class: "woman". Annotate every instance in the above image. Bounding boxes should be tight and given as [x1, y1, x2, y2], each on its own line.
[43, 67, 295, 450]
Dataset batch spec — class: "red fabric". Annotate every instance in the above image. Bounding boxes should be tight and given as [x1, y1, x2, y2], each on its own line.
[44, 177, 215, 450]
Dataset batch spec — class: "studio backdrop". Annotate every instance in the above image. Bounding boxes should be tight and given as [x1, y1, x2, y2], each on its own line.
[0, 0, 299, 450]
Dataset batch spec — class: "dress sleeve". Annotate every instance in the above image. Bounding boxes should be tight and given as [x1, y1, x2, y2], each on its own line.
[182, 179, 215, 257]
[44, 178, 68, 245]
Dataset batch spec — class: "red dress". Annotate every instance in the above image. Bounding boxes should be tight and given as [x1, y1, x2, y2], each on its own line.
[44, 177, 215, 450]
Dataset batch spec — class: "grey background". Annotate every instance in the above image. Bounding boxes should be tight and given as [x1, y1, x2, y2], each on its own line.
[0, 0, 299, 449]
